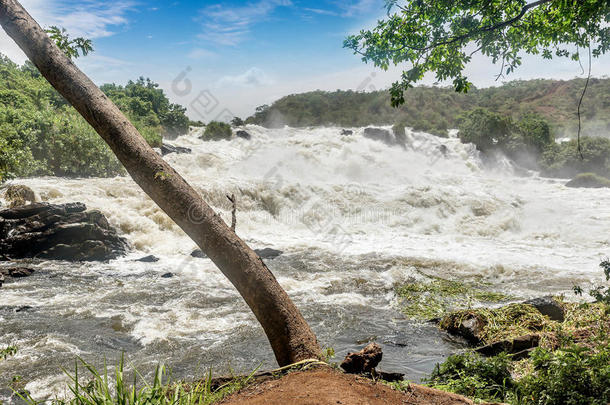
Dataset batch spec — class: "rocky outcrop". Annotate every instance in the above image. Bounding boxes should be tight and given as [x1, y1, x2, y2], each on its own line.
[0, 202, 128, 261]
[161, 143, 191, 156]
[363, 127, 398, 146]
[235, 130, 252, 140]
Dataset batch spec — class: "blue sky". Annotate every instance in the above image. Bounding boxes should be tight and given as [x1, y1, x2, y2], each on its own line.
[1, 0, 609, 119]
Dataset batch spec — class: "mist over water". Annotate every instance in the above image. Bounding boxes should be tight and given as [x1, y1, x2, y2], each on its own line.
[1, 126, 609, 401]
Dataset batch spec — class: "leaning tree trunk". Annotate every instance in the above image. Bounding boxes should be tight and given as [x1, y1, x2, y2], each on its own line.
[0, 0, 320, 366]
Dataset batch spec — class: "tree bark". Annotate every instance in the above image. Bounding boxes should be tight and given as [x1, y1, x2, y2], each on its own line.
[0, 0, 320, 366]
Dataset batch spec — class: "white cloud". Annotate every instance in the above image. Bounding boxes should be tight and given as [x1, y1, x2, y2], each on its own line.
[0, 0, 133, 64]
[187, 48, 217, 60]
[303, 8, 338, 16]
[198, 0, 292, 46]
[334, 0, 383, 17]
[218, 67, 273, 87]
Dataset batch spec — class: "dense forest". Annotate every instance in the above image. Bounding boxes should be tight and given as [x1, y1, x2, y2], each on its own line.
[0, 54, 189, 180]
[245, 78, 610, 139]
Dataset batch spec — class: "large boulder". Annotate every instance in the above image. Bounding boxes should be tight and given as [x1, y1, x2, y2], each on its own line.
[0, 202, 128, 261]
[161, 143, 191, 156]
[363, 127, 397, 146]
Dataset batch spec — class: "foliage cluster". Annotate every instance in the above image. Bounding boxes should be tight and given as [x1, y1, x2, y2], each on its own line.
[0, 55, 188, 180]
[202, 121, 232, 141]
[343, 1, 610, 106]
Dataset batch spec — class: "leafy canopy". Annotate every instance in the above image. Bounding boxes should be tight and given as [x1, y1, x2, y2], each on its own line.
[45, 26, 93, 59]
[344, 0, 610, 106]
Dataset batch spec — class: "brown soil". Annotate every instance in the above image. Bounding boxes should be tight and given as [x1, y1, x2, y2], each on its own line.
[219, 367, 503, 405]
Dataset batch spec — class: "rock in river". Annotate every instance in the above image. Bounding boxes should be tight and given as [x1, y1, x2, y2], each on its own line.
[161, 143, 192, 156]
[0, 202, 128, 261]
[254, 248, 283, 259]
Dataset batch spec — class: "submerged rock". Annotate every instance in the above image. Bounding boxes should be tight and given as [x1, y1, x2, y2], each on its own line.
[254, 248, 283, 259]
[136, 255, 159, 263]
[161, 272, 174, 278]
[191, 249, 207, 258]
[0, 202, 128, 261]
[340, 342, 383, 374]
[341, 129, 353, 136]
[363, 127, 397, 146]
[161, 143, 192, 156]
[235, 130, 252, 140]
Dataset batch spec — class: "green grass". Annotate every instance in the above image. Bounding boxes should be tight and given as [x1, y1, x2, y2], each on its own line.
[395, 275, 513, 320]
[18, 356, 260, 405]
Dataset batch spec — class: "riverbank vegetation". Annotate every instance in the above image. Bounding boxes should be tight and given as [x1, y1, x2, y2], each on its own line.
[423, 262, 610, 404]
[0, 54, 188, 181]
[245, 78, 610, 138]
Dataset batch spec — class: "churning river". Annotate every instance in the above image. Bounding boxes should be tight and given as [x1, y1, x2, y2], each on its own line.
[1, 126, 609, 401]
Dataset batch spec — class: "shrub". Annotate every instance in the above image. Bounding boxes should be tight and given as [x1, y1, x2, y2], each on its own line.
[517, 345, 610, 405]
[457, 108, 513, 152]
[540, 137, 610, 178]
[425, 352, 514, 402]
[202, 121, 232, 141]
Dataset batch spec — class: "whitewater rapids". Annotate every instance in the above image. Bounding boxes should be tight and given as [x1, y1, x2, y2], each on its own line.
[1, 126, 609, 401]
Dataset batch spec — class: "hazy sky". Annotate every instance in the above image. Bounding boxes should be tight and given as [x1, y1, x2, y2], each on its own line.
[1, 0, 609, 120]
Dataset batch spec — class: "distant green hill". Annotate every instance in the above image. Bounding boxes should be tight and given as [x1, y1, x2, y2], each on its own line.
[245, 78, 610, 139]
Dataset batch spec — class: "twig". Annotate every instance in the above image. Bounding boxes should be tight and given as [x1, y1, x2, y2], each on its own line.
[226, 194, 236, 232]
[576, 43, 591, 160]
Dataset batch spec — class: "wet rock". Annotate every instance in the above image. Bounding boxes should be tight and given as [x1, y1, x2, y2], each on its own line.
[524, 296, 565, 322]
[15, 305, 33, 312]
[161, 143, 191, 156]
[0, 267, 35, 278]
[0, 272, 3, 287]
[136, 255, 159, 263]
[236, 130, 252, 140]
[341, 129, 353, 136]
[191, 249, 207, 258]
[363, 127, 396, 146]
[0, 202, 128, 261]
[161, 272, 174, 278]
[475, 334, 540, 357]
[254, 248, 283, 259]
[4, 184, 36, 208]
[441, 313, 485, 345]
[375, 370, 404, 382]
[340, 342, 383, 374]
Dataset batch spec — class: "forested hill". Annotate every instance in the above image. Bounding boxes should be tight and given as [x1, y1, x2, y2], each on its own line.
[245, 78, 610, 138]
